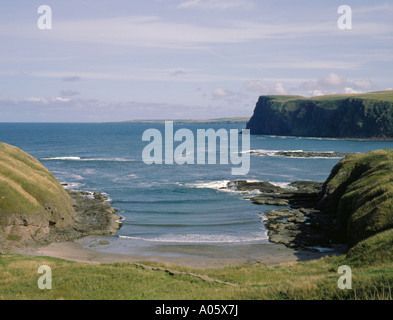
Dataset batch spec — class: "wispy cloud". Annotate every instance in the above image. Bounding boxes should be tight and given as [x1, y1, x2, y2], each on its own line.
[0, 97, 237, 122]
[62, 76, 81, 82]
[354, 3, 393, 15]
[59, 90, 80, 97]
[240, 60, 360, 70]
[4, 69, 250, 83]
[177, 0, 254, 10]
[5, 14, 391, 51]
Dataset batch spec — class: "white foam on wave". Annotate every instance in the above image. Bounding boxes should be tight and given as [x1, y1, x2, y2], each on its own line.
[41, 156, 135, 162]
[184, 180, 231, 191]
[118, 231, 268, 244]
[242, 149, 344, 159]
[46, 156, 82, 160]
[270, 182, 291, 189]
[61, 182, 84, 190]
[184, 179, 288, 194]
[242, 149, 303, 155]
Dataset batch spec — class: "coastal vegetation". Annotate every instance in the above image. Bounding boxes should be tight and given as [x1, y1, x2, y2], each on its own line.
[1, 144, 393, 300]
[0, 252, 392, 300]
[246, 90, 393, 138]
[0, 143, 120, 249]
[0, 142, 76, 246]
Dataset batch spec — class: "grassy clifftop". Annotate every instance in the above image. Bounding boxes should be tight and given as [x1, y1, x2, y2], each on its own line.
[247, 90, 393, 138]
[319, 149, 393, 249]
[0, 143, 76, 246]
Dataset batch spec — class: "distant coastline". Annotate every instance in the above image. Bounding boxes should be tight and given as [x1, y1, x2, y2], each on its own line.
[117, 117, 250, 124]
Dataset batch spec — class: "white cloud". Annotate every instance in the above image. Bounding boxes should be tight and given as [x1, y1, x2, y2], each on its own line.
[317, 73, 346, 89]
[55, 97, 72, 102]
[212, 87, 231, 98]
[343, 87, 361, 94]
[244, 81, 287, 95]
[244, 74, 376, 98]
[299, 73, 375, 96]
[211, 87, 249, 105]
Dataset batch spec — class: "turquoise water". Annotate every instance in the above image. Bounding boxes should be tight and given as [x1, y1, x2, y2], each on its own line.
[1, 122, 393, 256]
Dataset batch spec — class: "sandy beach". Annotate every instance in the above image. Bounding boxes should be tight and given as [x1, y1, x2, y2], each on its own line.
[24, 237, 346, 269]
[5, 184, 346, 269]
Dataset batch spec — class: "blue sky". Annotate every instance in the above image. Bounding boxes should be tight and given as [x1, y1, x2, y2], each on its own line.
[0, 0, 392, 121]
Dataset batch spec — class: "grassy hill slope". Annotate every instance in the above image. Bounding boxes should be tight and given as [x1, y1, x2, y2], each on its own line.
[318, 149, 393, 248]
[0, 143, 76, 246]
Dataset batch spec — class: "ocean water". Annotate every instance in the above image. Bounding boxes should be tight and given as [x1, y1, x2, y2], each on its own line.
[1, 122, 393, 257]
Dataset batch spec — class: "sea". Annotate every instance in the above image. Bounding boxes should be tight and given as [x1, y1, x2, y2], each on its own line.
[1, 122, 393, 258]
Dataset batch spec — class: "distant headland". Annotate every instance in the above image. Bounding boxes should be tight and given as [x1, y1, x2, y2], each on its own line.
[246, 90, 393, 139]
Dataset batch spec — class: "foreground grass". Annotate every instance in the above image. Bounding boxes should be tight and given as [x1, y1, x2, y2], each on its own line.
[1, 253, 392, 300]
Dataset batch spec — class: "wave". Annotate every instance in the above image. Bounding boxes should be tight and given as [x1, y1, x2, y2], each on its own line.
[242, 149, 346, 159]
[118, 231, 268, 244]
[41, 156, 135, 162]
[128, 221, 255, 227]
[61, 182, 84, 190]
[184, 180, 231, 191]
[184, 179, 277, 195]
[269, 182, 292, 189]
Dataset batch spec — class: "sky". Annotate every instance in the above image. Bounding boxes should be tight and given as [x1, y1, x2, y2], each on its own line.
[0, 0, 392, 122]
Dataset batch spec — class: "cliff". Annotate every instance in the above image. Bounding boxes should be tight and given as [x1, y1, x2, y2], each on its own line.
[246, 91, 393, 138]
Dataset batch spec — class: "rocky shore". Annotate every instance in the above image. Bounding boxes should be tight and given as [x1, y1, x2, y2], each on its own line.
[35, 189, 122, 247]
[224, 180, 341, 251]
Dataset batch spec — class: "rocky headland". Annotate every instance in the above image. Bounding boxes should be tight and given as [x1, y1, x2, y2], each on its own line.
[0, 142, 121, 251]
[227, 149, 393, 256]
[246, 90, 393, 139]
[36, 189, 122, 246]
[223, 180, 336, 250]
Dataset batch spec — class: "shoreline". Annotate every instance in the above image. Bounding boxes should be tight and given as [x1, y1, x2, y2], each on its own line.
[12, 184, 347, 269]
[21, 237, 346, 269]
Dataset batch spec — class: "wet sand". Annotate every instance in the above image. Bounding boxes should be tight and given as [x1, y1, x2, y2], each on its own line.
[28, 237, 345, 269]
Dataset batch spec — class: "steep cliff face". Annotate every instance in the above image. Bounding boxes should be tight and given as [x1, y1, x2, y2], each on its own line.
[0, 143, 76, 246]
[246, 91, 393, 138]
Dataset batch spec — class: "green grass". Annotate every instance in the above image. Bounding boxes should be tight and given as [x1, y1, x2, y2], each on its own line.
[0, 253, 392, 300]
[322, 149, 393, 247]
[2, 141, 393, 300]
[0, 142, 76, 244]
[0, 142, 74, 217]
